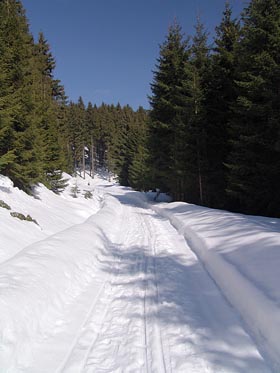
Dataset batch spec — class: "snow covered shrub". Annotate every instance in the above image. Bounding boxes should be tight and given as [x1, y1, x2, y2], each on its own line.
[0, 200, 11, 210]
[70, 185, 80, 198]
[84, 191, 93, 199]
[25, 214, 39, 225]
[47, 171, 69, 194]
[10, 212, 26, 220]
[10, 212, 38, 225]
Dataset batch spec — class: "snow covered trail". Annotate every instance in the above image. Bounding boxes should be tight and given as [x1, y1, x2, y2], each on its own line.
[0, 177, 273, 372]
[22, 189, 271, 373]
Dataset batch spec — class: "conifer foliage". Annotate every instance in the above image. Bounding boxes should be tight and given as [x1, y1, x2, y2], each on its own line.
[0, 0, 37, 190]
[148, 1, 280, 217]
[149, 21, 193, 200]
[227, 0, 280, 216]
[0, 0, 67, 193]
[203, 3, 240, 208]
[63, 101, 149, 189]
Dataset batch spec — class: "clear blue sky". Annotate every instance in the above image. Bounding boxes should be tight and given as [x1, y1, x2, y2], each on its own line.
[22, 0, 245, 110]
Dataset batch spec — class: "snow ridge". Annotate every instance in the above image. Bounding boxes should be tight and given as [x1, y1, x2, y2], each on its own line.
[153, 204, 280, 372]
[0, 194, 122, 371]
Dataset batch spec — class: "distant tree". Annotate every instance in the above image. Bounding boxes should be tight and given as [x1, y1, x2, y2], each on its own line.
[128, 107, 149, 190]
[86, 102, 96, 177]
[66, 98, 87, 176]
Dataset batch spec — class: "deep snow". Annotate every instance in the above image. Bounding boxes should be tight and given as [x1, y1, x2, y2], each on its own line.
[0, 173, 279, 372]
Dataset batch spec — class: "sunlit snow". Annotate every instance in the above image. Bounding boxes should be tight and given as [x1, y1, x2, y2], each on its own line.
[0, 173, 278, 372]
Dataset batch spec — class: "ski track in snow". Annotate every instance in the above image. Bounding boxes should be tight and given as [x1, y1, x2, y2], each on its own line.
[10, 183, 273, 373]
[57, 205, 161, 373]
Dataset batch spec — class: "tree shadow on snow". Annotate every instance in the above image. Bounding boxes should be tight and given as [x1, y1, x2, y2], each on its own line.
[97, 217, 272, 373]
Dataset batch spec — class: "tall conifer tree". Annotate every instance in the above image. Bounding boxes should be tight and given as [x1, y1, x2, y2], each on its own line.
[204, 3, 240, 207]
[227, 0, 280, 216]
[149, 20, 193, 199]
[0, 0, 39, 191]
[189, 18, 210, 205]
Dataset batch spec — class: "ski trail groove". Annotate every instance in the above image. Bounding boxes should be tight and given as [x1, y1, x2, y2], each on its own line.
[78, 249, 124, 373]
[142, 212, 170, 373]
[55, 199, 124, 373]
[56, 279, 109, 373]
[78, 204, 172, 373]
[141, 241, 150, 373]
[72, 206, 146, 372]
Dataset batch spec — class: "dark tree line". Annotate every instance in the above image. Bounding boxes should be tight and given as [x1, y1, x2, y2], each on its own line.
[149, 0, 280, 217]
[64, 100, 149, 190]
[1, 0, 280, 218]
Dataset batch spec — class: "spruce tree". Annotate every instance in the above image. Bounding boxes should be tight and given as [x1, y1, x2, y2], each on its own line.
[31, 32, 67, 192]
[203, 3, 240, 208]
[149, 20, 193, 199]
[66, 98, 87, 175]
[128, 107, 149, 190]
[114, 104, 135, 186]
[0, 0, 40, 191]
[185, 18, 210, 205]
[227, 0, 280, 216]
[86, 102, 96, 177]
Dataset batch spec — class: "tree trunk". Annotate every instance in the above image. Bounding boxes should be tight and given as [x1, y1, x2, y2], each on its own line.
[82, 145, 85, 179]
[91, 137, 94, 178]
[197, 145, 203, 205]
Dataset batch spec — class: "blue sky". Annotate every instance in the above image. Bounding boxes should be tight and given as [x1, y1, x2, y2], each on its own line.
[22, 0, 245, 110]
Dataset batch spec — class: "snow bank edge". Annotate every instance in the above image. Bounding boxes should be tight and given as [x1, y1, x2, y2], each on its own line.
[0, 194, 122, 370]
[152, 203, 280, 372]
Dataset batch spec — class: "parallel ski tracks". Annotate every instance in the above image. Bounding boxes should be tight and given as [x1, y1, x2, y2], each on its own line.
[57, 203, 172, 373]
[56, 279, 110, 373]
[141, 211, 171, 373]
[80, 207, 148, 372]
[56, 210, 127, 373]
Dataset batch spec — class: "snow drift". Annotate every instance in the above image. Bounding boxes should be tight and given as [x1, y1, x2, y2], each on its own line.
[0, 174, 101, 262]
[153, 202, 280, 371]
[0, 193, 122, 370]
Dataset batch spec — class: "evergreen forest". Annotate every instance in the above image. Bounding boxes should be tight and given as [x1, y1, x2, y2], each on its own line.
[1, 0, 280, 217]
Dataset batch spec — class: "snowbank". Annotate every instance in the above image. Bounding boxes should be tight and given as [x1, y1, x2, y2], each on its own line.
[152, 202, 280, 371]
[0, 174, 101, 262]
[0, 194, 122, 370]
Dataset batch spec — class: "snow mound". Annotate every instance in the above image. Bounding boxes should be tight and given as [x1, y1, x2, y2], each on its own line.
[0, 194, 122, 370]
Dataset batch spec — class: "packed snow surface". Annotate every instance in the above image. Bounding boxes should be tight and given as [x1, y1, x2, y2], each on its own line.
[0, 173, 279, 372]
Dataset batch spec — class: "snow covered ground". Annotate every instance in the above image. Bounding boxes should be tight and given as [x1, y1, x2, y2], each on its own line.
[0, 173, 279, 372]
[0, 174, 101, 262]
